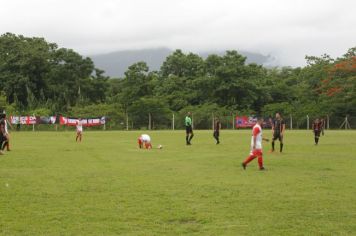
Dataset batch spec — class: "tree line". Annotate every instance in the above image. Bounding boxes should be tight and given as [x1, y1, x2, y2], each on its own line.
[0, 33, 355, 129]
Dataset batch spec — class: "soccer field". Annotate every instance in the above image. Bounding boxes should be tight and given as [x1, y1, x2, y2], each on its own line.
[1, 130, 356, 235]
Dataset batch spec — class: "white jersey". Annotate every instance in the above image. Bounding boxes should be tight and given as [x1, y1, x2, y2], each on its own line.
[76, 120, 83, 132]
[4, 120, 8, 134]
[141, 134, 151, 142]
[251, 124, 262, 150]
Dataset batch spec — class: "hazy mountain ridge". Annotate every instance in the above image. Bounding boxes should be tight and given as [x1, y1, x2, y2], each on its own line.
[89, 48, 276, 77]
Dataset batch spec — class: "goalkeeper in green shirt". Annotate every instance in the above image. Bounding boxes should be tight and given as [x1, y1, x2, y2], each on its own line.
[185, 112, 194, 145]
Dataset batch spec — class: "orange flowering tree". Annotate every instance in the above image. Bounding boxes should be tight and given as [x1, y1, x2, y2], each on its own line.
[320, 48, 356, 116]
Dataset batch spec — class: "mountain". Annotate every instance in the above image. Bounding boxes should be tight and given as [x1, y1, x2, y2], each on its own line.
[89, 48, 275, 77]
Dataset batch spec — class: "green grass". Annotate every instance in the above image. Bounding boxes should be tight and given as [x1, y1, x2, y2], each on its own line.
[1, 130, 356, 235]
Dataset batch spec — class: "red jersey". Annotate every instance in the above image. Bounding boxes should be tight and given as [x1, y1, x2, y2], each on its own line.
[312, 121, 323, 131]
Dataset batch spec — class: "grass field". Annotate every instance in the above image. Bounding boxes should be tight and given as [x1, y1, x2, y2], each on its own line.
[1, 130, 356, 235]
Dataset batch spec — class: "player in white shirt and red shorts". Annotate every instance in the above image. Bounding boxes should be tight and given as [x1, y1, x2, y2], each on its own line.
[242, 117, 269, 170]
[76, 118, 83, 142]
[138, 134, 152, 149]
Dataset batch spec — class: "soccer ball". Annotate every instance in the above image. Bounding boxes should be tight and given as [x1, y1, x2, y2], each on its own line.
[158, 144, 163, 149]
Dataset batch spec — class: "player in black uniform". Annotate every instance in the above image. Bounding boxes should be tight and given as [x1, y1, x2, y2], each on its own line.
[213, 117, 221, 144]
[320, 118, 325, 136]
[312, 118, 323, 145]
[0, 116, 8, 155]
[271, 112, 285, 153]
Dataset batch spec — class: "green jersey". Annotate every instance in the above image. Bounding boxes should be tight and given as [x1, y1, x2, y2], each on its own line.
[185, 116, 192, 126]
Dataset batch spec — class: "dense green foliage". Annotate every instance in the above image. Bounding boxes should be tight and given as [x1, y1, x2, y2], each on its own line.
[0, 33, 355, 129]
[1, 130, 356, 235]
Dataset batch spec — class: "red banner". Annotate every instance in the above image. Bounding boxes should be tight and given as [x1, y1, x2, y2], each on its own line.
[10, 116, 105, 126]
[59, 116, 105, 127]
[235, 116, 257, 128]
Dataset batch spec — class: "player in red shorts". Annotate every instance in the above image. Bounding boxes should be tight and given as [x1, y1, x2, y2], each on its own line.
[75, 118, 83, 142]
[242, 117, 269, 170]
[138, 134, 152, 149]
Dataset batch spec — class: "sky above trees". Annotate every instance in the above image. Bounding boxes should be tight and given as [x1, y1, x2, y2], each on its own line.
[0, 0, 355, 67]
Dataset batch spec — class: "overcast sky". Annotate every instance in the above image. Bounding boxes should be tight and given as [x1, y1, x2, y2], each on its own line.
[0, 0, 355, 66]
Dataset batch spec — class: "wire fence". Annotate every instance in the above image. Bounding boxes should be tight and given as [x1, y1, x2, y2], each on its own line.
[11, 114, 355, 131]
[117, 113, 355, 130]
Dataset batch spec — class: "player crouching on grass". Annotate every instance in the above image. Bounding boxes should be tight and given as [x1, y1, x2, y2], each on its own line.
[76, 118, 83, 142]
[242, 117, 269, 171]
[138, 134, 152, 150]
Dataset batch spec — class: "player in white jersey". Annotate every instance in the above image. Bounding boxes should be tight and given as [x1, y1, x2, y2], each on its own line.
[138, 134, 152, 149]
[2, 113, 12, 151]
[76, 118, 83, 142]
[242, 117, 269, 170]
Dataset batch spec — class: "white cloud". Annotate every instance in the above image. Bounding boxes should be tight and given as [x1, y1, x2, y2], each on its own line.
[0, 0, 355, 66]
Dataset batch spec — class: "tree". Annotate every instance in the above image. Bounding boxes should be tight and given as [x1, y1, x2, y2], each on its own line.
[127, 97, 171, 129]
[0, 33, 107, 113]
[320, 52, 356, 117]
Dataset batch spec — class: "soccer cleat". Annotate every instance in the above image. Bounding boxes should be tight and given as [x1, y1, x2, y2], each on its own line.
[242, 163, 246, 170]
[259, 167, 266, 171]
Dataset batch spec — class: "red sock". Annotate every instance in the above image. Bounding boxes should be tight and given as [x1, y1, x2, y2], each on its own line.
[257, 156, 263, 169]
[243, 155, 256, 165]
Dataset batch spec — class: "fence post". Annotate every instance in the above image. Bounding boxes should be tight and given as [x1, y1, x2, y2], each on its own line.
[327, 115, 330, 129]
[192, 113, 194, 129]
[290, 114, 293, 130]
[232, 113, 235, 130]
[345, 116, 347, 130]
[148, 113, 151, 130]
[126, 113, 129, 131]
[307, 115, 309, 130]
[172, 113, 175, 130]
[32, 114, 35, 132]
[339, 116, 351, 129]
[212, 113, 214, 130]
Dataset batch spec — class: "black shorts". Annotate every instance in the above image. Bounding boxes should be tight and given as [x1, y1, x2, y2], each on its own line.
[314, 130, 321, 137]
[186, 126, 193, 134]
[0, 135, 7, 150]
[273, 133, 283, 142]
